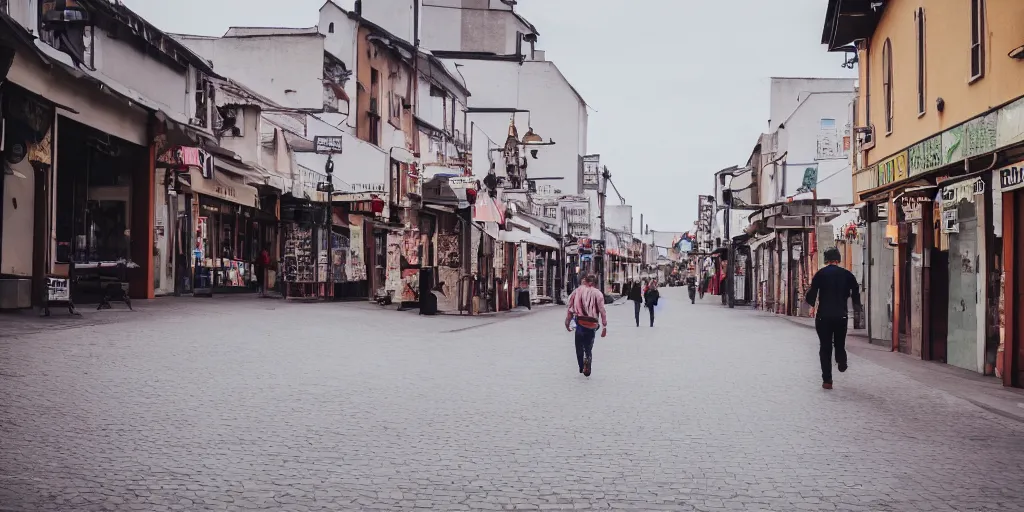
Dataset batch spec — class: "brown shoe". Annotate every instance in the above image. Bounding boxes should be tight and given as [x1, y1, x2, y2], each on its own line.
[822, 382, 833, 390]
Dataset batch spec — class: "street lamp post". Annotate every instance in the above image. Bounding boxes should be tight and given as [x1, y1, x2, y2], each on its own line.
[597, 166, 610, 295]
[324, 155, 335, 300]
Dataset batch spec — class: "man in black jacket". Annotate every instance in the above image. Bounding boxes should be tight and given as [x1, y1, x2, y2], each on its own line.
[805, 248, 862, 390]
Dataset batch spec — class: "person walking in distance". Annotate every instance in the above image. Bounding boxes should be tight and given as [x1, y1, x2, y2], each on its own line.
[686, 274, 698, 304]
[643, 279, 661, 327]
[627, 280, 644, 327]
[565, 275, 607, 376]
[805, 247, 862, 390]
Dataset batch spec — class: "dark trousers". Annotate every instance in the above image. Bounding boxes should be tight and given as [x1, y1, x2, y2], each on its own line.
[647, 304, 655, 326]
[815, 316, 848, 383]
[574, 326, 596, 371]
[632, 300, 642, 326]
[688, 286, 696, 303]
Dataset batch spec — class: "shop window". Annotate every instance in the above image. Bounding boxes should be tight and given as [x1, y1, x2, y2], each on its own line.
[388, 91, 403, 128]
[194, 72, 212, 128]
[970, 0, 985, 81]
[882, 38, 893, 135]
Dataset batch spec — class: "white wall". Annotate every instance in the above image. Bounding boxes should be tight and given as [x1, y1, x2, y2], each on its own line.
[777, 92, 855, 205]
[319, 4, 359, 127]
[301, 115, 390, 195]
[452, 59, 586, 194]
[360, 0, 416, 44]
[606, 204, 632, 233]
[769, 78, 856, 132]
[421, 3, 462, 52]
[175, 34, 325, 111]
[418, 0, 530, 54]
[1, 160, 35, 277]
[94, 31, 189, 114]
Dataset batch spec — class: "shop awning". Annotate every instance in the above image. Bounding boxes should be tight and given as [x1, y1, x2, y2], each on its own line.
[498, 225, 560, 250]
[748, 233, 775, 252]
[472, 194, 505, 223]
[185, 168, 258, 208]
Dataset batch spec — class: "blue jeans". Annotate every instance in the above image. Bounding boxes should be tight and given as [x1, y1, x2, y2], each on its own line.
[575, 325, 596, 371]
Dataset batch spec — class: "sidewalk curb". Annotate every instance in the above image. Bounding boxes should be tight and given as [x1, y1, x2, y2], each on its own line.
[766, 310, 1024, 423]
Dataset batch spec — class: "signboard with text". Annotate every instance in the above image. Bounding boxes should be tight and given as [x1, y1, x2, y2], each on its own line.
[999, 161, 1024, 193]
[582, 155, 600, 190]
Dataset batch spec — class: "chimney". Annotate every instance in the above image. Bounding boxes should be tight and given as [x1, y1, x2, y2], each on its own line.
[533, 50, 546, 61]
[354, 0, 362, 15]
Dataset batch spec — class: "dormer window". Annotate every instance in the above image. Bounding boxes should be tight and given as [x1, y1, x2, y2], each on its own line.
[39, 0, 91, 66]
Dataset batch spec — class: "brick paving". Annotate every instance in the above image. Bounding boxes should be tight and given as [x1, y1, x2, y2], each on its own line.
[2, 289, 1024, 511]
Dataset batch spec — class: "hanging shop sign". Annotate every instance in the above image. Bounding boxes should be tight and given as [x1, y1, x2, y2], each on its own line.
[941, 178, 984, 205]
[582, 154, 600, 190]
[876, 151, 908, 187]
[998, 161, 1024, 193]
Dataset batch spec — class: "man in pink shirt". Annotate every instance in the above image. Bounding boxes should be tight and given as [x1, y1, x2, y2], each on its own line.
[564, 275, 608, 376]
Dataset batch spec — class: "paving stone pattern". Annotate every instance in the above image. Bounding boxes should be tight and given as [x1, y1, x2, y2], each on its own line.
[2, 290, 1024, 511]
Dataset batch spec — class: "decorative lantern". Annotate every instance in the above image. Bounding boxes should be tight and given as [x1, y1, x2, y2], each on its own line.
[465, 187, 478, 205]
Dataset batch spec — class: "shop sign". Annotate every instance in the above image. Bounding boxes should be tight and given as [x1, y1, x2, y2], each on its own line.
[964, 112, 998, 159]
[999, 162, 1024, 192]
[908, 135, 942, 176]
[582, 155, 600, 190]
[448, 176, 475, 189]
[213, 183, 238, 201]
[854, 166, 878, 193]
[941, 178, 984, 205]
[349, 182, 386, 193]
[997, 97, 1024, 148]
[46, 277, 70, 302]
[941, 126, 964, 166]
[876, 151, 908, 187]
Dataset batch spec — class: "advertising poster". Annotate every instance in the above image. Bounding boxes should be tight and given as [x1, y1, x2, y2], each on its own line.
[400, 231, 421, 302]
[348, 220, 366, 281]
[386, 233, 403, 295]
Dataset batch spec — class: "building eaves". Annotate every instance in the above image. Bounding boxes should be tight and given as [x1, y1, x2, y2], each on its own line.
[224, 26, 321, 37]
[821, 0, 885, 52]
[84, 0, 219, 77]
[431, 50, 523, 62]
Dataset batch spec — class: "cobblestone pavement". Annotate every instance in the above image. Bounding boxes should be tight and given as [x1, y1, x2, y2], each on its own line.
[2, 289, 1024, 511]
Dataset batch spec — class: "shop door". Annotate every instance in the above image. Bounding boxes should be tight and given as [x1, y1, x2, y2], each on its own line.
[947, 200, 979, 372]
[928, 249, 949, 362]
[869, 221, 895, 346]
[1015, 191, 1024, 386]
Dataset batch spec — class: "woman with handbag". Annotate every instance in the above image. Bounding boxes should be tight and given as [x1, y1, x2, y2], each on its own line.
[564, 275, 608, 377]
[643, 280, 661, 327]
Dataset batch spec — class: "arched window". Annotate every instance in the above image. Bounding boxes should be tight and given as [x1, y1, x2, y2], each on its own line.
[882, 38, 893, 134]
[328, 22, 335, 34]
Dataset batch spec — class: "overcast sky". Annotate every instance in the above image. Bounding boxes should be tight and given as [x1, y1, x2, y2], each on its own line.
[123, 0, 854, 232]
